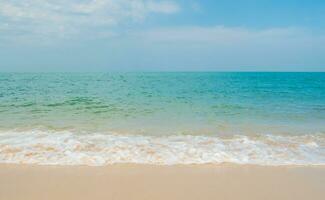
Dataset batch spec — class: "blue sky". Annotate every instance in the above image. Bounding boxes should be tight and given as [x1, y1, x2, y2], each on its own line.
[0, 0, 325, 71]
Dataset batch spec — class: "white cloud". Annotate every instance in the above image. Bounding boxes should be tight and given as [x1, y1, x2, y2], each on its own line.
[134, 26, 311, 44]
[147, 1, 180, 13]
[190, 1, 201, 12]
[0, 0, 180, 41]
[126, 26, 325, 70]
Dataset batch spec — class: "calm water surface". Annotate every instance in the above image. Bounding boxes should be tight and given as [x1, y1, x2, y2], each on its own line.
[0, 72, 324, 165]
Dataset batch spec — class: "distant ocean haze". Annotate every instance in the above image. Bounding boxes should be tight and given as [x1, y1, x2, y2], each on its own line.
[0, 72, 324, 165]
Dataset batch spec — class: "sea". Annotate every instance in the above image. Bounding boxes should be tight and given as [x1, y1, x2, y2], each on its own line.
[0, 72, 324, 166]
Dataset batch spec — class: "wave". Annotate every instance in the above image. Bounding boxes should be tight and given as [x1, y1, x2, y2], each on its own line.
[0, 130, 324, 166]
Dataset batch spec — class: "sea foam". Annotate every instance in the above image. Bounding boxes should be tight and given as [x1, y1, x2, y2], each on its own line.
[0, 130, 324, 166]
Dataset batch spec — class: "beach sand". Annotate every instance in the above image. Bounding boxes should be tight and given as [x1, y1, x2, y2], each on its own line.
[0, 164, 324, 200]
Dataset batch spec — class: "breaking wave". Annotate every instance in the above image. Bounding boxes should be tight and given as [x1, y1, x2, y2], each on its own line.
[0, 130, 324, 166]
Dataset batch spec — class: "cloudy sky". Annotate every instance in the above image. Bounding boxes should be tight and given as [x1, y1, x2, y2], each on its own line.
[0, 0, 325, 71]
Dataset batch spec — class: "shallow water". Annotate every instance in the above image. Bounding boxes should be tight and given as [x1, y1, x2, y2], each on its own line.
[0, 72, 324, 165]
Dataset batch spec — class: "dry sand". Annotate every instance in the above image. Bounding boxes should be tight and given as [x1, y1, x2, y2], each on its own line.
[0, 164, 324, 200]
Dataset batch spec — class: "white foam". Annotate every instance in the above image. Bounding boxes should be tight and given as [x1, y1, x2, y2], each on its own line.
[0, 130, 324, 166]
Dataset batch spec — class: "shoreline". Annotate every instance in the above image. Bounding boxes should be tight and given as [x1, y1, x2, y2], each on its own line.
[1, 164, 324, 200]
[1, 130, 324, 166]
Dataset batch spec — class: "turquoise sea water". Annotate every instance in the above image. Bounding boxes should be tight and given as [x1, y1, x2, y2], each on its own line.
[0, 72, 324, 165]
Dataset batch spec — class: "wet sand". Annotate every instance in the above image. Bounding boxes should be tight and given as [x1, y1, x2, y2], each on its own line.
[0, 164, 324, 200]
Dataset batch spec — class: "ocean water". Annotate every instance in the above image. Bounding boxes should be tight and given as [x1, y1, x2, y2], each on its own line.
[0, 72, 324, 166]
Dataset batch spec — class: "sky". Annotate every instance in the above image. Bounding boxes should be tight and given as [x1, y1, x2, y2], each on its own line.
[0, 0, 325, 72]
